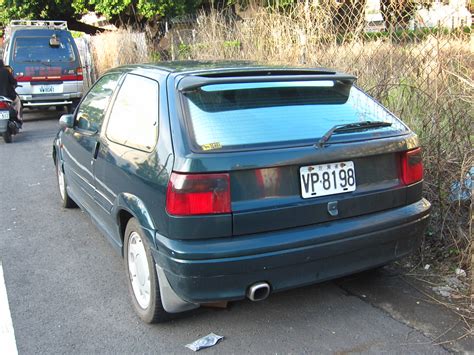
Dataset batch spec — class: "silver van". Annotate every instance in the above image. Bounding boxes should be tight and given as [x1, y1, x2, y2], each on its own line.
[3, 20, 83, 112]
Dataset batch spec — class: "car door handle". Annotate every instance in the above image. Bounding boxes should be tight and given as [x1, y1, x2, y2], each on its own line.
[93, 141, 100, 160]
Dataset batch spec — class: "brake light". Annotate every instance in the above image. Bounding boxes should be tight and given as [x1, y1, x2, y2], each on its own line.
[0, 102, 8, 109]
[16, 74, 83, 82]
[401, 148, 423, 185]
[166, 172, 231, 215]
[76, 67, 84, 81]
[16, 76, 32, 82]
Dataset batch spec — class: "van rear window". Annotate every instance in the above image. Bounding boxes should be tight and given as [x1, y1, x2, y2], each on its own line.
[182, 82, 407, 151]
[14, 36, 76, 63]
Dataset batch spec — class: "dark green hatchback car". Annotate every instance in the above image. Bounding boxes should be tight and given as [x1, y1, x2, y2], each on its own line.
[53, 61, 431, 323]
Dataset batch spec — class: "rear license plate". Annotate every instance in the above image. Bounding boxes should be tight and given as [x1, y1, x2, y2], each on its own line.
[0, 111, 9, 120]
[300, 161, 356, 199]
[32, 84, 63, 94]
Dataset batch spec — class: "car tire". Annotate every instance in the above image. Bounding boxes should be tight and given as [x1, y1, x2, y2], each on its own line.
[124, 218, 169, 323]
[3, 130, 12, 143]
[55, 156, 77, 208]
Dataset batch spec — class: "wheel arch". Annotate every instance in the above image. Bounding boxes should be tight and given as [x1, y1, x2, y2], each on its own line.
[114, 193, 157, 256]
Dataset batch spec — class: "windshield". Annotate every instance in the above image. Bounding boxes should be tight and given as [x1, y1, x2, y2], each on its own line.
[13, 36, 76, 63]
[182, 82, 407, 151]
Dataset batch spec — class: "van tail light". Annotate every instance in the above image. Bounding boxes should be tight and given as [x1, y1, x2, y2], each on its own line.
[0, 101, 9, 109]
[401, 148, 423, 185]
[16, 76, 31, 82]
[16, 75, 83, 82]
[166, 172, 231, 216]
[76, 67, 84, 81]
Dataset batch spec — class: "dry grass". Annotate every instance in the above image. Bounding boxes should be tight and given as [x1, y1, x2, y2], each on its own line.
[89, 4, 473, 274]
[183, 5, 473, 273]
[89, 29, 149, 76]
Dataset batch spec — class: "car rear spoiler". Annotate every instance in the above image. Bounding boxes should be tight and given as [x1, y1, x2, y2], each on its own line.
[177, 73, 357, 93]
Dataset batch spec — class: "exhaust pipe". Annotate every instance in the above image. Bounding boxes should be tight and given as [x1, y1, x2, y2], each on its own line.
[247, 282, 271, 301]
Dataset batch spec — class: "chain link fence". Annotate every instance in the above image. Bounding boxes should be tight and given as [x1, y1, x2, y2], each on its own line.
[78, 1, 472, 272]
[164, 2, 473, 269]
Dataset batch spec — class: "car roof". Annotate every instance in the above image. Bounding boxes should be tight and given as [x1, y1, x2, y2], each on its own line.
[11, 28, 72, 37]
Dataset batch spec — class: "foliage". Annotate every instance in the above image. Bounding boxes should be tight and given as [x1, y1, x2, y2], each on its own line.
[0, 0, 202, 29]
[362, 26, 472, 43]
[87, 0, 201, 27]
[0, 0, 80, 26]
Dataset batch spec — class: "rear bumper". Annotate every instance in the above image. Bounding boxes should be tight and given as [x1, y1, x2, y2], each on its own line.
[0, 118, 8, 132]
[17, 81, 83, 107]
[19, 93, 82, 107]
[153, 198, 431, 304]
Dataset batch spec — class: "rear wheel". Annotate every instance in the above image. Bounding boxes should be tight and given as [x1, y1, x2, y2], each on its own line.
[56, 156, 76, 208]
[3, 130, 12, 143]
[124, 218, 169, 323]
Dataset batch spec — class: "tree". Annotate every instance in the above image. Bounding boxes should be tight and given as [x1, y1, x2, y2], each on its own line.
[380, 0, 416, 30]
[380, 0, 433, 30]
[87, 0, 201, 29]
[0, 0, 202, 36]
[332, 0, 367, 35]
[0, 0, 103, 33]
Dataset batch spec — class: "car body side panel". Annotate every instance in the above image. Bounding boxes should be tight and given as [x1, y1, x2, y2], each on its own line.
[60, 129, 98, 208]
[92, 70, 177, 247]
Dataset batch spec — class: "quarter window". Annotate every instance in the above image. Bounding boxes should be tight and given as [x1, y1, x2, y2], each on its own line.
[106, 74, 159, 152]
[76, 73, 122, 132]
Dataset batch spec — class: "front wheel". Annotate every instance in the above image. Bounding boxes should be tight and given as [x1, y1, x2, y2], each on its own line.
[56, 156, 76, 208]
[124, 218, 169, 323]
[3, 130, 12, 143]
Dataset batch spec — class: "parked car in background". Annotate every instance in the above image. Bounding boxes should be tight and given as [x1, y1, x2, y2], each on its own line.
[53, 62, 431, 323]
[3, 20, 83, 113]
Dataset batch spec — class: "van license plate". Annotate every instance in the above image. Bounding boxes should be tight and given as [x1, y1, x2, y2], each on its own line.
[300, 161, 356, 199]
[33, 85, 62, 94]
[0, 111, 9, 120]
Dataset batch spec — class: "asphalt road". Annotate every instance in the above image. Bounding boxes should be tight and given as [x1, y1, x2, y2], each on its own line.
[0, 111, 468, 354]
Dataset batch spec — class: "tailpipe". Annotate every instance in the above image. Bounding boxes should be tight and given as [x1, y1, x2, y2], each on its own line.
[247, 282, 271, 301]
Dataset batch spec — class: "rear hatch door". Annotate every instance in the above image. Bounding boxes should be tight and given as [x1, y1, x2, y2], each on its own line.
[9, 30, 81, 93]
[174, 74, 415, 236]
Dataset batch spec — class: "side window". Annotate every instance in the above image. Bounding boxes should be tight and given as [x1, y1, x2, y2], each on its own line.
[106, 74, 159, 152]
[76, 73, 122, 132]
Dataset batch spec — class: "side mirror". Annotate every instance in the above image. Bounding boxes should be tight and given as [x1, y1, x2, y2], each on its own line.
[59, 114, 74, 129]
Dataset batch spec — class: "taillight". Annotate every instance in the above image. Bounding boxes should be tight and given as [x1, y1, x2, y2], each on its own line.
[76, 67, 84, 81]
[401, 148, 423, 185]
[16, 76, 32, 82]
[0, 102, 8, 109]
[166, 172, 231, 216]
[16, 73, 84, 82]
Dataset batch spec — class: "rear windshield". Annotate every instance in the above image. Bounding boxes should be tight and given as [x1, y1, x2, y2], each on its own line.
[182, 81, 407, 151]
[13, 36, 76, 63]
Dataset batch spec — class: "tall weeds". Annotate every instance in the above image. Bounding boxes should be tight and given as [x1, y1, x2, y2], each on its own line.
[90, 4, 473, 270]
[184, 5, 474, 270]
[90, 29, 148, 76]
